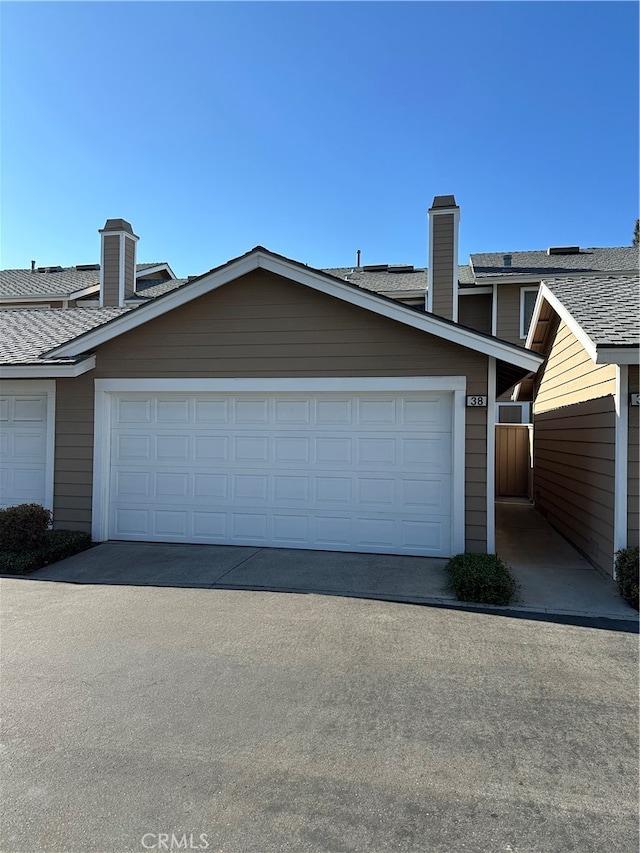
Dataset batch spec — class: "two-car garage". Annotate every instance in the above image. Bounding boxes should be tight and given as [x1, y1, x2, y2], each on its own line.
[94, 380, 465, 558]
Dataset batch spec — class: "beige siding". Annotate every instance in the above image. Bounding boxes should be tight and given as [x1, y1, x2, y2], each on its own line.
[458, 293, 492, 335]
[124, 235, 136, 299]
[534, 396, 616, 576]
[495, 283, 527, 345]
[431, 214, 455, 321]
[534, 320, 616, 414]
[54, 270, 488, 550]
[629, 366, 639, 547]
[102, 234, 121, 307]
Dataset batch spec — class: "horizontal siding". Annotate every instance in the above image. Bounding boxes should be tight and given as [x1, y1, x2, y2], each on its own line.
[533, 396, 616, 576]
[495, 284, 523, 345]
[534, 320, 616, 414]
[629, 366, 639, 547]
[431, 215, 454, 321]
[53, 270, 489, 550]
[102, 234, 120, 308]
[458, 294, 492, 335]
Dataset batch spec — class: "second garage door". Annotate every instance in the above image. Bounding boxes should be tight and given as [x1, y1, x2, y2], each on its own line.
[107, 391, 454, 556]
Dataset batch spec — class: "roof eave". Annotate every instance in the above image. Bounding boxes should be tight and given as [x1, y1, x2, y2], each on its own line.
[0, 355, 96, 378]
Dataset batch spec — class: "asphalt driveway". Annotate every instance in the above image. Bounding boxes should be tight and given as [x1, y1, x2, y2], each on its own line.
[1, 578, 638, 853]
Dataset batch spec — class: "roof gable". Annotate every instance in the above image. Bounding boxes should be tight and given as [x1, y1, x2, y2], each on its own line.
[44, 246, 543, 372]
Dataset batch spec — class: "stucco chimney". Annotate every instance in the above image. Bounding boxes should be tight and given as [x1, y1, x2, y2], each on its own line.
[426, 195, 460, 321]
[99, 218, 139, 307]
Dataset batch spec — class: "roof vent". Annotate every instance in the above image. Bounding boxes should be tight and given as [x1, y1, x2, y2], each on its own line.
[76, 263, 100, 271]
[187, 275, 198, 281]
[502, 254, 512, 268]
[37, 266, 63, 273]
[547, 246, 580, 255]
[362, 264, 388, 272]
[388, 265, 414, 273]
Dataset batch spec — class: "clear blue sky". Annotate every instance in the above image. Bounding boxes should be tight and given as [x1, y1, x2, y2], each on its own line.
[1, 1, 638, 277]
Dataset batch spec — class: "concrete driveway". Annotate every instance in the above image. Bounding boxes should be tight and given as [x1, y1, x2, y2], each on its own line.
[1, 578, 638, 853]
[20, 534, 639, 624]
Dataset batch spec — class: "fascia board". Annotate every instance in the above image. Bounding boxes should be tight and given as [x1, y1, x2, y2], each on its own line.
[46, 249, 543, 371]
[595, 347, 640, 365]
[0, 356, 96, 378]
[458, 286, 493, 296]
[69, 284, 100, 299]
[0, 293, 74, 303]
[136, 263, 177, 280]
[532, 284, 597, 361]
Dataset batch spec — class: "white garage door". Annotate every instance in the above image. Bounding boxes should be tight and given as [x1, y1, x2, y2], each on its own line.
[107, 392, 454, 556]
[0, 392, 50, 509]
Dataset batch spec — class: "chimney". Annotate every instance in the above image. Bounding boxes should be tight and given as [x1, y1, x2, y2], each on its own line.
[426, 195, 460, 321]
[98, 218, 139, 307]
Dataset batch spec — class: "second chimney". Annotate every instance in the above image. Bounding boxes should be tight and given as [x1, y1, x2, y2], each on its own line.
[99, 218, 139, 307]
[426, 195, 460, 321]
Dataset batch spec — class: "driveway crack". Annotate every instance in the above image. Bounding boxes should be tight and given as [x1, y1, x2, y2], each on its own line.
[209, 548, 262, 586]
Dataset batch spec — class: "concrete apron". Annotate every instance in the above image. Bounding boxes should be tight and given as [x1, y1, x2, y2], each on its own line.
[13, 504, 638, 624]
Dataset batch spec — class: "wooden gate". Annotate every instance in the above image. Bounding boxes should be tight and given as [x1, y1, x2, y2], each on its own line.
[495, 424, 532, 497]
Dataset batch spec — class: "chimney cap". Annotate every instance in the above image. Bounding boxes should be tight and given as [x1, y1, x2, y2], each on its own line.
[429, 194, 459, 211]
[99, 218, 137, 237]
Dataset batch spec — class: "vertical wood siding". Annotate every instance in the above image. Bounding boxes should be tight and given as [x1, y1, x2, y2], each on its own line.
[53, 270, 489, 550]
[534, 320, 616, 414]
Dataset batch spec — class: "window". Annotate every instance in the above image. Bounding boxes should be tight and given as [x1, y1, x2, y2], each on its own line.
[520, 287, 539, 339]
[496, 402, 531, 424]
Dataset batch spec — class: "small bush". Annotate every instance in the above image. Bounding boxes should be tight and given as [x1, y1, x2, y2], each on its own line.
[446, 552, 518, 606]
[0, 529, 92, 575]
[0, 503, 52, 551]
[615, 547, 639, 610]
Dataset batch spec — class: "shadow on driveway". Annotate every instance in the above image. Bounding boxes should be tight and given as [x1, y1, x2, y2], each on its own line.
[3, 540, 638, 633]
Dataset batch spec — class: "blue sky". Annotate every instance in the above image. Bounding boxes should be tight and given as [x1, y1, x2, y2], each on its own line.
[1, 2, 638, 277]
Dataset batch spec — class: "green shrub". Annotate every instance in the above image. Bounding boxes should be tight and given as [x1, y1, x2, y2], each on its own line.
[615, 547, 639, 610]
[0, 503, 52, 551]
[0, 529, 93, 575]
[446, 552, 518, 606]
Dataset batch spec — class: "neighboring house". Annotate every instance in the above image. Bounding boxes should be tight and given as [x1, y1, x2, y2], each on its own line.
[0, 215, 544, 558]
[519, 274, 639, 577]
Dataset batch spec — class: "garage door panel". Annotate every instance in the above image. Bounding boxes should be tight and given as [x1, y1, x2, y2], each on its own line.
[108, 391, 455, 556]
[0, 393, 49, 510]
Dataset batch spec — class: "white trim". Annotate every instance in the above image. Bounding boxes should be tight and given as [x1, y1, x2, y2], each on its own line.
[92, 377, 468, 556]
[452, 207, 460, 324]
[595, 347, 640, 365]
[486, 358, 496, 553]
[426, 213, 434, 313]
[70, 266, 176, 302]
[47, 250, 544, 372]
[135, 263, 176, 281]
[0, 357, 96, 379]
[458, 286, 493, 296]
[526, 283, 598, 361]
[613, 365, 629, 572]
[0, 379, 55, 514]
[99, 233, 105, 308]
[491, 284, 497, 337]
[118, 234, 125, 307]
[69, 284, 100, 300]
[519, 286, 540, 340]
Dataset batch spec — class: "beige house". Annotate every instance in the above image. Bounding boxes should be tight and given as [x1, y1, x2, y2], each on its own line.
[0, 213, 544, 558]
[519, 274, 639, 577]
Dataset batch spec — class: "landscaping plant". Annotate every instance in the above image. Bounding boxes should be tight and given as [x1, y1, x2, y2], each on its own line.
[446, 552, 518, 606]
[615, 547, 639, 610]
[0, 504, 92, 575]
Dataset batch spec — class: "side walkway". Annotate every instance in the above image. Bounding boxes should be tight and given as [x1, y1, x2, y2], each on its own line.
[495, 499, 637, 620]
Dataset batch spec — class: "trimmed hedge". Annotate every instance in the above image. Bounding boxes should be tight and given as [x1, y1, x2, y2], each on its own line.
[0, 529, 93, 575]
[446, 552, 518, 606]
[615, 547, 639, 610]
[0, 503, 52, 551]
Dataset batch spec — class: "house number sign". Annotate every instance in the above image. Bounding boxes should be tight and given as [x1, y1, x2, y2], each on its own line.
[631, 394, 640, 407]
[466, 395, 487, 407]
